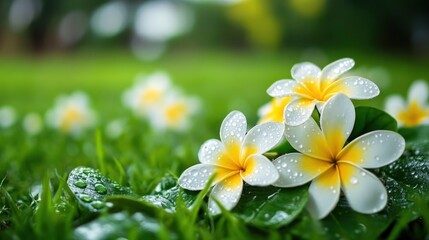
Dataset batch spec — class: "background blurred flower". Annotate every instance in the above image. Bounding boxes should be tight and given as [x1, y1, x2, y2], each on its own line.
[0, 106, 17, 128]
[46, 92, 96, 136]
[22, 112, 43, 135]
[90, 1, 128, 38]
[148, 91, 201, 131]
[123, 71, 172, 117]
[385, 80, 429, 127]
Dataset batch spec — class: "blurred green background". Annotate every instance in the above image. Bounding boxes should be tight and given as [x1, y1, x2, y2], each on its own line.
[1, 0, 429, 124]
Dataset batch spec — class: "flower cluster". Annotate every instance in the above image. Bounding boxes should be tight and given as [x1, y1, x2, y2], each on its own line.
[123, 71, 200, 131]
[180, 58, 407, 219]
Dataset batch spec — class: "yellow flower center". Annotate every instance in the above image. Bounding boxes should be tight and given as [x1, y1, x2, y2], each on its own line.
[60, 106, 83, 132]
[215, 142, 257, 187]
[164, 102, 188, 126]
[397, 101, 429, 127]
[294, 77, 341, 102]
[139, 88, 162, 107]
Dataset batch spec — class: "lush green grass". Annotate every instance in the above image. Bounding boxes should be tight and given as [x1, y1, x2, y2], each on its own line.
[0, 49, 428, 239]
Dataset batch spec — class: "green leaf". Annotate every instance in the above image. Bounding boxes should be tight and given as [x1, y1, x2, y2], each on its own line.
[73, 211, 172, 239]
[233, 185, 308, 229]
[350, 106, 398, 141]
[140, 177, 198, 212]
[67, 167, 133, 212]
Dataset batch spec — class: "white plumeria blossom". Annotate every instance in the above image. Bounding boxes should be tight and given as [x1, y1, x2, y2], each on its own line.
[46, 92, 96, 136]
[267, 58, 380, 126]
[179, 111, 284, 215]
[385, 80, 429, 127]
[23, 112, 43, 135]
[122, 71, 171, 117]
[0, 106, 16, 128]
[148, 91, 200, 131]
[257, 96, 293, 124]
[273, 94, 405, 219]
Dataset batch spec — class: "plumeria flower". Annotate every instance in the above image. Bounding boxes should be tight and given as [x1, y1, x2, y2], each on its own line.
[0, 106, 16, 128]
[385, 80, 429, 127]
[273, 94, 405, 219]
[267, 58, 379, 126]
[46, 92, 96, 136]
[123, 71, 171, 117]
[148, 91, 200, 131]
[179, 111, 284, 214]
[23, 112, 43, 135]
[257, 96, 293, 123]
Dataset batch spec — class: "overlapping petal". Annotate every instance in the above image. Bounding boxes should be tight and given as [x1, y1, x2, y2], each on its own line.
[198, 139, 225, 164]
[267, 80, 299, 97]
[178, 164, 217, 190]
[306, 166, 341, 219]
[273, 153, 332, 187]
[243, 122, 284, 154]
[320, 94, 355, 156]
[208, 174, 243, 215]
[220, 111, 247, 146]
[338, 131, 405, 168]
[284, 98, 316, 126]
[327, 76, 380, 99]
[284, 117, 331, 160]
[338, 162, 387, 214]
[291, 62, 321, 83]
[241, 155, 279, 186]
[321, 58, 354, 84]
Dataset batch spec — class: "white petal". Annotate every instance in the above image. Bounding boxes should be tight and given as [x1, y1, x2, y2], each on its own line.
[321, 94, 355, 156]
[284, 117, 332, 160]
[267, 80, 299, 97]
[338, 130, 405, 168]
[291, 62, 321, 83]
[408, 80, 428, 105]
[328, 76, 380, 99]
[338, 163, 387, 214]
[178, 164, 217, 190]
[208, 174, 243, 215]
[384, 95, 405, 118]
[273, 153, 332, 187]
[243, 122, 284, 154]
[284, 98, 316, 126]
[241, 155, 279, 186]
[220, 111, 247, 146]
[306, 166, 340, 219]
[198, 139, 226, 164]
[321, 58, 355, 83]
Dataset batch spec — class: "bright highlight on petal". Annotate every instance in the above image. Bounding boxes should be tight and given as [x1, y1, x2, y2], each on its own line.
[267, 58, 379, 126]
[275, 93, 405, 219]
[384, 80, 429, 127]
[179, 110, 283, 214]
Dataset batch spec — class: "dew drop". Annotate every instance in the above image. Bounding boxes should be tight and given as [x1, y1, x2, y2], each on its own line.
[79, 194, 92, 203]
[350, 177, 358, 184]
[91, 200, 105, 209]
[74, 180, 87, 188]
[95, 184, 107, 195]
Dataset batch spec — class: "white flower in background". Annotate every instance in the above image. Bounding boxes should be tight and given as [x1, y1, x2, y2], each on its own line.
[23, 112, 43, 135]
[267, 58, 379, 126]
[105, 118, 126, 139]
[148, 91, 200, 131]
[46, 92, 96, 136]
[179, 111, 284, 214]
[385, 80, 429, 127]
[273, 94, 405, 219]
[0, 106, 17, 128]
[123, 71, 171, 117]
[91, 1, 128, 38]
[258, 96, 293, 124]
